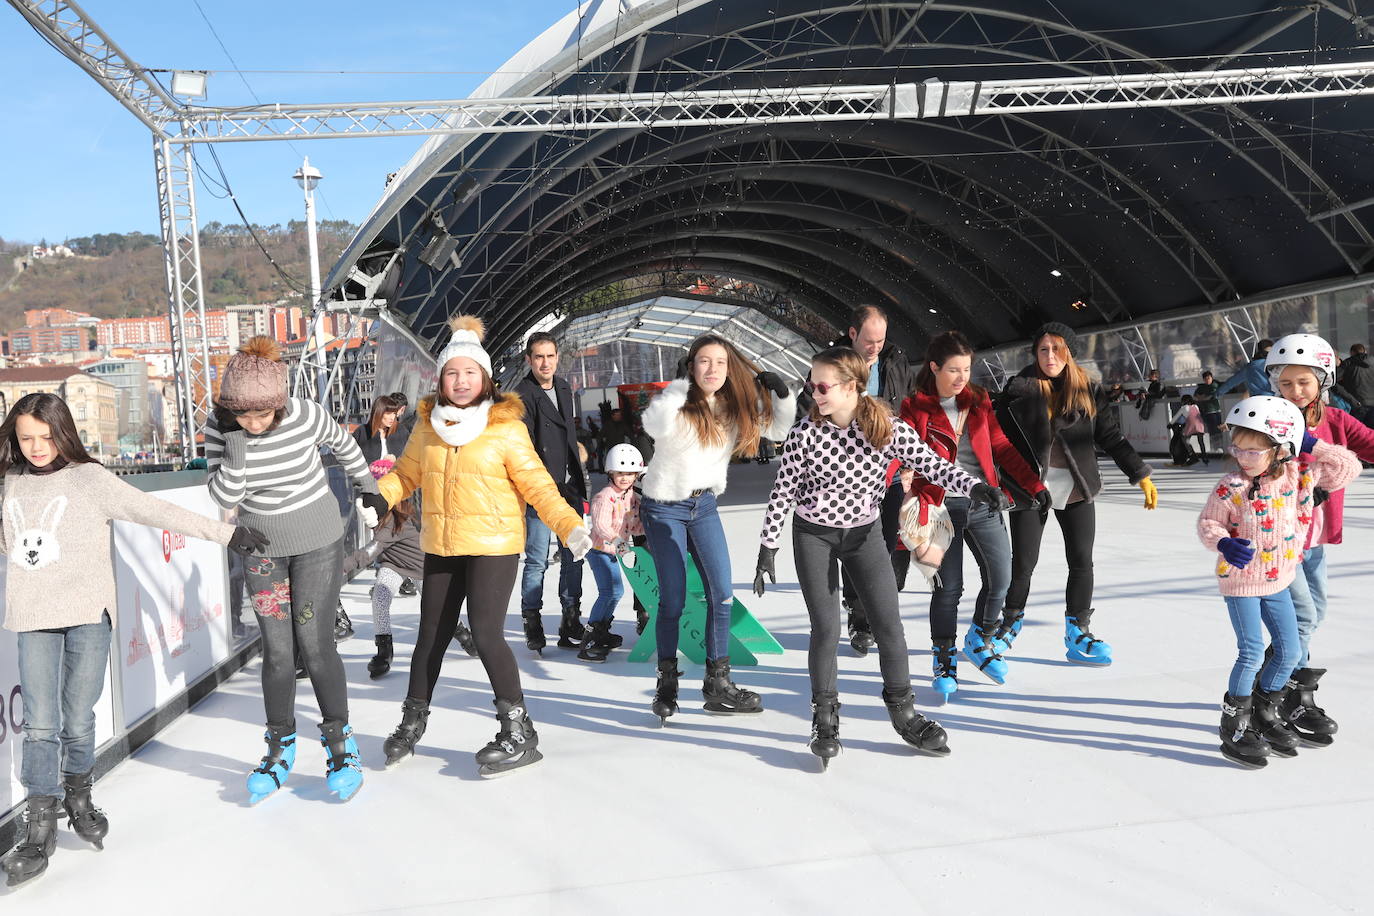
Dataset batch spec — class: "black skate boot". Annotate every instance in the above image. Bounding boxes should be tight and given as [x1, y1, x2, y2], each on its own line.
[2, 795, 61, 887]
[521, 609, 546, 654]
[368, 634, 393, 679]
[476, 698, 543, 777]
[577, 619, 616, 663]
[557, 604, 587, 649]
[1280, 667, 1337, 746]
[702, 658, 763, 714]
[808, 692, 842, 770]
[334, 603, 354, 642]
[845, 600, 875, 656]
[383, 697, 430, 766]
[452, 619, 478, 657]
[61, 771, 108, 850]
[1252, 687, 1300, 757]
[1220, 693, 1270, 768]
[652, 658, 681, 724]
[883, 688, 950, 757]
[399, 577, 418, 596]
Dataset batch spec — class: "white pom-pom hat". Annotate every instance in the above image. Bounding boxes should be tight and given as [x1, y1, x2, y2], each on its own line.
[436, 314, 492, 376]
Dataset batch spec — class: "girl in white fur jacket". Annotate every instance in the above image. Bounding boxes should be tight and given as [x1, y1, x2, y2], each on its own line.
[640, 334, 795, 723]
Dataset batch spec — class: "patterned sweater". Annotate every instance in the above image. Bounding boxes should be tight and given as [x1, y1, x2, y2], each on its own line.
[1196, 440, 1360, 597]
[204, 398, 377, 557]
[760, 414, 981, 548]
[589, 484, 643, 555]
[2, 463, 235, 632]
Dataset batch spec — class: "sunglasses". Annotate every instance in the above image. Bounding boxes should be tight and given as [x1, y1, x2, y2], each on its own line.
[804, 380, 849, 396]
[1228, 445, 1275, 461]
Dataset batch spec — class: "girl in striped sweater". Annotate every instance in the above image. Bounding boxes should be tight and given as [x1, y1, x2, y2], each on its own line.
[204, 337, 381, 803]
[1197, 396, 1359, 769]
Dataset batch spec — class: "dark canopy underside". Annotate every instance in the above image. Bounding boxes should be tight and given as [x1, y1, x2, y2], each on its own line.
[329, 0, 1374, 359]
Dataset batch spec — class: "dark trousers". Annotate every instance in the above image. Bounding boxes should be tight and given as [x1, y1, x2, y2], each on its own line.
[409, 553, 522, 703]
[794, 518, 911, 698]
[244, 539, 349, 731]
[841, 479, 906, 614]
[1006, 500, 1096, 617]
[928, 497, 1012, 640]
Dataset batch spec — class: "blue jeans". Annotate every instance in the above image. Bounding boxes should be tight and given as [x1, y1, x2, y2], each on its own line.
[17, 612, 112, 798]
[1224, 589, 1300, 695]
[1285, 545, 1327, 668]
[928, 497, 1012, 640]
[585, 550, 624, 623]
[642, 491, 732, 662]
[520, 504, 583, 611]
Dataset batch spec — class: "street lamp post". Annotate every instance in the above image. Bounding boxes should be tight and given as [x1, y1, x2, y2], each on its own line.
[293, 157, 327, 401]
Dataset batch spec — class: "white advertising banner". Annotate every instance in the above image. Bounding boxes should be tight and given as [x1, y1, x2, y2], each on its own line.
[0, 560, 115, 816]
[111, 485, 232, 729]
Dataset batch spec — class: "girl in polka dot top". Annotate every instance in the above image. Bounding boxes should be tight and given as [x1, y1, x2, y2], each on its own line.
[753, 346, 1006, 765]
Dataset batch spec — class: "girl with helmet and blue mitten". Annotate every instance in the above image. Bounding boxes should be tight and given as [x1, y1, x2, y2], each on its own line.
[578, 443, 646, 662]
[1262, 333, 1374, 745]
[1196, 396, 1359, 768]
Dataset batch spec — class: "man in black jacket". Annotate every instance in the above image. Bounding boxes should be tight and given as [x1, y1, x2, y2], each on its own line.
[1339, 343, 1374, 425]
[798, 305, 918, 654]
[514, 332, 588, 652]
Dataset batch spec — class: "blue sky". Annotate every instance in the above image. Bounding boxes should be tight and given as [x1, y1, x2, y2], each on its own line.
[1, 0, 583, 243]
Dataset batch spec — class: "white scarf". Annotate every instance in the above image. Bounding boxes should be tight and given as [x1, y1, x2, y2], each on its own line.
[430, 400, 493, 447]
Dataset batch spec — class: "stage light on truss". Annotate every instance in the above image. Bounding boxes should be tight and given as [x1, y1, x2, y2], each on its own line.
[171, 70, 208, 98]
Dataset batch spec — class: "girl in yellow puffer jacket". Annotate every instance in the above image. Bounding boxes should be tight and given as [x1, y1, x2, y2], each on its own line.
[371, 315, 592, 776]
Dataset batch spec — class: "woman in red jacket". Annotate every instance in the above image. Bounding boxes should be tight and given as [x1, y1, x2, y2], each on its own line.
[900, 331, 1048, 700]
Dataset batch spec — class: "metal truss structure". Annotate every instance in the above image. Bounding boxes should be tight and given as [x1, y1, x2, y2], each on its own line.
[12, 0, 1374, 436]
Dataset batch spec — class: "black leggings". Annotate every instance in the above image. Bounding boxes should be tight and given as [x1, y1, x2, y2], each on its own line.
[1006, 500, 1096, 617]
[841, 479, 907, 609]
[407, 553, 521, 704]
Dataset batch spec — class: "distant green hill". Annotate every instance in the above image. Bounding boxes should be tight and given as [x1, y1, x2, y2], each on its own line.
[0, 221, 358, 331]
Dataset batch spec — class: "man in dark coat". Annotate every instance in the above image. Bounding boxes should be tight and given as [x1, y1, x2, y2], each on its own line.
[1338, 343, 1374, 426]
[514, 332, 588, 652]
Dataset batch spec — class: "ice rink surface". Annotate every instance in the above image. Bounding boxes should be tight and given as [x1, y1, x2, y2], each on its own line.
[5, 459, 1371, 914]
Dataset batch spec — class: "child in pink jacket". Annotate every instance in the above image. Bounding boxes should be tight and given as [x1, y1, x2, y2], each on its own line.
[1197, 396, 1359, 769]
[578, 443, 646, 662]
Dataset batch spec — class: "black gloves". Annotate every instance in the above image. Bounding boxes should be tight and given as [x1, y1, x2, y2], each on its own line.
[755, 371, 789, 400]
[1031, 490, 1052, 513]
[359, 492, 390, 518]
[228, 526, 270, 556]
[753, 545, 778, 597]
[1313, 487, 1330, 507]
[969, 482, 1010, 512]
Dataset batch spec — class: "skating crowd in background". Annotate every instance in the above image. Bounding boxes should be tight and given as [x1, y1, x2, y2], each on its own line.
[1, 306, 1368, 885]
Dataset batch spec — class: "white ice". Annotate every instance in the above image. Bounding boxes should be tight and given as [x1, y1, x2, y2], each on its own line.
[7, 460, 1372, 914]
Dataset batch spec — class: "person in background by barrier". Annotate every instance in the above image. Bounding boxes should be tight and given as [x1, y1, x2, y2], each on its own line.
[1136, 369, 1164, 420]
[375, 316, 590, 776]
[352, 394, 405, 464]
[1197, 396, 1359, 768]
[995, 323, 1157, 666]
[757, 346, 1002, 766]
[1263, 334, 1374, 745]
[640, 334, 795, 724]
[899, 331, 1048, 700]
[1217, 339, 1275, 397]
[0, 393, 265, 887]
[1170, 395, 1209, 466]
[579, 443, 645, 663]
[514, 332, 589, 653]
[1192, 371, 1225, 452]
[1338, 343, 1374, 426]
[205, 337, 381, 805]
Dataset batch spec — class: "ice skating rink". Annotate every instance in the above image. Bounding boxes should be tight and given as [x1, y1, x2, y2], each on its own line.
[7, 460, 1371, 914]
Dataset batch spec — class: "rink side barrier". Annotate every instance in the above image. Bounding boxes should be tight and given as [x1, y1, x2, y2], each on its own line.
[0, 462, 370, 847]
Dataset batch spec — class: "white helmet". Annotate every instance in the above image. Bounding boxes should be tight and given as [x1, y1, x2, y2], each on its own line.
[604, 443, 646, 473]
[1226, 395, 1305, 457]
[1264, 333, 1336, 391]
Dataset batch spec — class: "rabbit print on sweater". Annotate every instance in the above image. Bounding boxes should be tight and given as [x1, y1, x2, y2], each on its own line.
[4, 494, 68, 570]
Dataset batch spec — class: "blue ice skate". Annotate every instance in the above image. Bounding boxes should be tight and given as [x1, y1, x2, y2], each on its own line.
[931, 640, 958, 702]
[246, 730, 296, 805]
[319, 723, 364, 802]
[1064, 614, 1112, 666]
[962, 626, 1009, 684]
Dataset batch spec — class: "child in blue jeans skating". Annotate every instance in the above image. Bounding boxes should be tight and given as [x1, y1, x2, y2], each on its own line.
[578, 444, 645, 662]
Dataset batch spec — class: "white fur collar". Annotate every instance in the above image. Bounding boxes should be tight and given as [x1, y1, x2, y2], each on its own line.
[430, 400, 493, 447]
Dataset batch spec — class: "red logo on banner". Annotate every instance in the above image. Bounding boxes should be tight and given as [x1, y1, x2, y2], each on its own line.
[161, 530, 186, 563]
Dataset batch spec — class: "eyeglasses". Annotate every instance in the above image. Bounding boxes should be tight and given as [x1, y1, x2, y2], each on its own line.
[804, 380, 847, 396]
[1228, 445, 1275, 461]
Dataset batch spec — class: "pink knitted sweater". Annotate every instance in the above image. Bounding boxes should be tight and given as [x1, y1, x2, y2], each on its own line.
[1197, 440, 1360, 597]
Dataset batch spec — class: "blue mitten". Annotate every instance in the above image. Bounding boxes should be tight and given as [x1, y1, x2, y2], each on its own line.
[1217, 537, 1254, 569]
[1301, 430, 1319, 454]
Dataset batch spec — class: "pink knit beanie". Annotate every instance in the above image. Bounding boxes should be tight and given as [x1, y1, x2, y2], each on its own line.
[218, 336, 288, 411]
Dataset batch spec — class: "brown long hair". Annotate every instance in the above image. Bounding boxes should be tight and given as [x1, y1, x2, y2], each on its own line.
[809, 347, 895, 450]
[368, 394, 404, 436]
[384, 496, 416, 534]
[1032, 333, 1097, 418]
[0, 392, 100, 475]
[1272, 364, 1326, 428]
[680, 335, 773, 458]
[915, 330, 987, 401]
